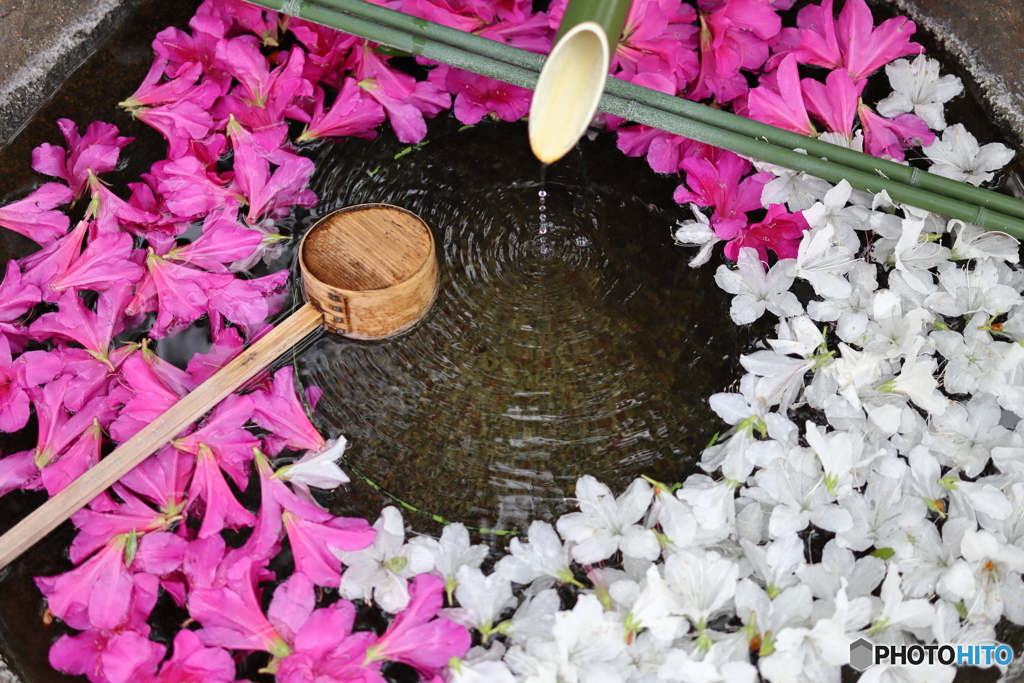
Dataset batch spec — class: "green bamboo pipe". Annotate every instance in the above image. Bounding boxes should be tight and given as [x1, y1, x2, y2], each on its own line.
[296, 0, 1024, 224]
[251, 0, 1024, 237]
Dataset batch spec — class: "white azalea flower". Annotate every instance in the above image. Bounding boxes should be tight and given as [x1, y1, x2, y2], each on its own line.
[796, 539, 886, 604]
[835, 460, 927, 552]
[556, 476, 660, 565]
[504, 588, 560, 644]
[445, 565, 516, 638]
[800, 179, 870, 251]
[878, 344, 948, 417]
[745, 449, 853, 538]
[410, 522, 489, 600]
[658, 642, 758, 683]
[758, 582, 870, 683]
[877, 55, 963, 130]
[672, 204, 722, 268]
[336, 506, 434, 613]
[807, 260, 877, 344]
[496, 520, 578, 586]
[626, 565, 688, 642]
[714, 248, 802, 324]
[675, 474, 737, 546]
[923, 393, 1020, 477]
[925, 259, 1021, 317]
[549, 594, 631, 683]
[662, 548, 739, 636]
[949, 219, 1020, 263]
[804, 421, 881, 496]
[924, 123, 1015, 186]
[277, 435, 350, 496]
[448, 643, 516, 683]
[959, 527, 1024, 624]
[788, 224, 855, 299]
[756, 157, 834, 212]
[867, 562, 937, 644]
[734, 579, 813, 657]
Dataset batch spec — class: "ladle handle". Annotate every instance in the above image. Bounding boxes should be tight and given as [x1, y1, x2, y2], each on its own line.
[0, 302, 323, 571]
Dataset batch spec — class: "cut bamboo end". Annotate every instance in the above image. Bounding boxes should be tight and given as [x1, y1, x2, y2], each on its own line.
[528, 21, 610, 164]
[299, 204, 439, 340]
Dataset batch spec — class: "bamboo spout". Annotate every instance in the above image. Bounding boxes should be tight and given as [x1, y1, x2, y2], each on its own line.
[528, 0, 632, 163]
[528, 21, 610, 164]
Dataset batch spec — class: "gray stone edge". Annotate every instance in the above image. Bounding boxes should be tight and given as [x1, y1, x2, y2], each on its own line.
[0, 0, 145, 149]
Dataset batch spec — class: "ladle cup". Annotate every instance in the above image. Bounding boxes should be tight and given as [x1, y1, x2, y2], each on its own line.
[0, 204, 439, 570]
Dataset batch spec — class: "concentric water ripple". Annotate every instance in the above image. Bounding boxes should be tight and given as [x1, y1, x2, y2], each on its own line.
[295, 119, 744, 533]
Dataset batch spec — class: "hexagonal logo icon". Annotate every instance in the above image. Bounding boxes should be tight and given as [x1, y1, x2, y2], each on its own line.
[849, 638, 874, 671]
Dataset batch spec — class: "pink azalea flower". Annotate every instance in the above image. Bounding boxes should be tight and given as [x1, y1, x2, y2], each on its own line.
[689, 0, 781, 102]
[476, 12, 553, 55]
[18, 218, 90, 301]
[615, 0, 699, 89]
[230, 144, 317, 224]
[40, 418, 102, 496]
[747, 54, 815, 135]
[225, 115, 294, 164]
[85, 173, 161, 235]
[858, 103, 933, 161]
[429, 65, 532, 125]
[148, 154, 238, 219]
[173, 393, 256, 488]
[153, 17, 230, 82]
[289, 19, 360, 89]
[717, 202, 808, 262]
[0, 260, 41, 323]
[251, 365, 326, 454]
[188, 442, 257, 538]
[366, 573, 471, 677]
[0, 183, 72, 245]
[167, 202, 263, 273]
[214, 42, 313, 129]
[107, 347, 194, 442]
[31, 282, 133, 362]
[150, 630, 236, 683]
[0, 450, 38, 497]
[31, 379, 110, 470]
[125, 179, 193, 238]
[673, 150, 770, 225]
[127, 250, 214, 339]
[200, 0, 283, 47]
[203, 268, 290, 340]
[46, 573, 163, 683]
[51, 628, 163, 683]
[119, 444, 194, 519]
[253, 452, 375, 586]
[276, 598, 380, 683]
[297, 81, 387, 142]
[121, 59, 206, 111]
[351, 42, 451, 143]
[801, 66, 864, 140]
[35, 533, 136, 630]
[135, 92, 219, 159]
[0, 337, 57, 433]
[793, 0, 922, 81]
[49, 233, 145, 293]
[31, 119, 133, 200]
[189, 553, 291, 656]
[69, 485, 180, 563]
[0, 338, 27, 432]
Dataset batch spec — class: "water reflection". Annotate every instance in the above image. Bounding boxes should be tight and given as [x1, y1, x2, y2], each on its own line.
[297, 118, 743, 533]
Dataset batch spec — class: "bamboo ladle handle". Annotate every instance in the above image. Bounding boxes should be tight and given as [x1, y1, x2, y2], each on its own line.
[0, 302, 323, 571]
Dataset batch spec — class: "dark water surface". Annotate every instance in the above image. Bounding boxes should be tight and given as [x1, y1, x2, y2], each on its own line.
[297, 117, 742, 533]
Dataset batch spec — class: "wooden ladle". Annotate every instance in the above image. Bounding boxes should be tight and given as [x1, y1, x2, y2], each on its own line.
[0, 203, 439, 570]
